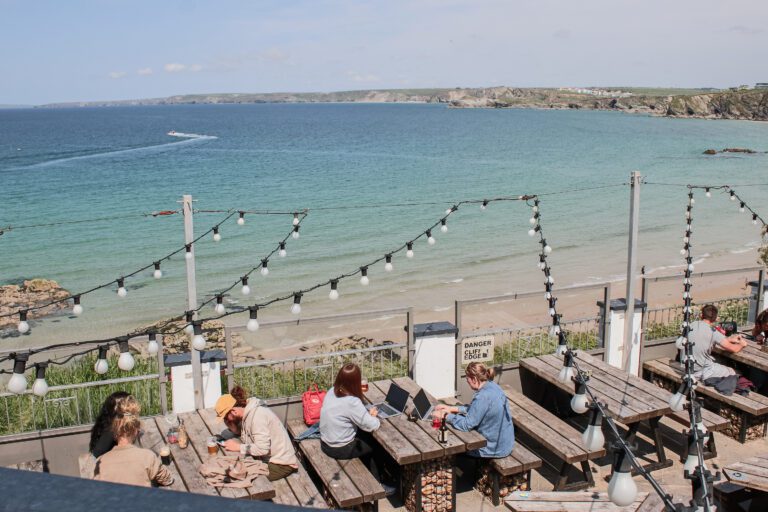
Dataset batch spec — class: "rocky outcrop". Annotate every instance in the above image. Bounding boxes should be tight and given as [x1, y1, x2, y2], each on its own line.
[0, 279, 71, 332]
[704, 148, 760, 155]
[129, 318, 238, 355]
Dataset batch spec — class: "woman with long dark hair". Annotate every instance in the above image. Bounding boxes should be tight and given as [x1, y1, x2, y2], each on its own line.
[89, 391, 130, 458]
[319, 363, 393, 494]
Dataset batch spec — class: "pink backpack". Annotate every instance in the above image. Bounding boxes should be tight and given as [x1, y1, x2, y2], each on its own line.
[302, 383, 326, 426]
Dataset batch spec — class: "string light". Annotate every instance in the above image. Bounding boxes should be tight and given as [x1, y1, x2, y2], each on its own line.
[292, 225, 300, 239]
[184, 311, 195, 334]
[359, 266, 370, 286]
[237, 211, 246, 225]
[729, 190, 736, 201]
[94, 345, 109, 374]
[32, 363, 49, 397]
[279, 242, 287, 257]
[147, 332, 159, 356]
[292, 213, 300, 226]
[528, 225, 540, 237]
[384, 254, 393, 272]
[260, 259, 269, 277]
[669, 379, 689, 412]
[582, 405, 605, 452]
[117, 338, 135, 371]
[246, 307, 260, 332]
[212, 226, 221, 242]
[72, 295, 83, 316]
[329, 280, 340, 300]
[17, 310, 30, 334]
[116, 278, 127, 298]
[291, 293, 302, 315]
[406, 242, 414, 258]
[153, 262, 163, 279]
[426, 230, 436, 245]
[214, 295, 225, 314]
[440, 219, 448, 233]
[739, 202, 746, 213]
[191, 321, 206, 351]
[570, 376, 590, 414]
[184, 244, 193, 260]
[705, 187, 711, 198]
[7, 353, 29, 394]
[241, 276, 251, 296]
[480, 200, 488, 210]
[607, 443, 638, 506]
[557, 350, 575, 383]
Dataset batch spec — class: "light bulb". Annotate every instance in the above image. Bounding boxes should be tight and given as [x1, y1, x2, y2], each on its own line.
[279, 242, 287, 257]
[480, 200, 488, 210]
[7, 373, 27, 394]
[117, 278, 127, 297]
[360, 267, 370, 286]
[529, 217, 537, 225]
[558, 365, 574, 384]
[688, 264, 694, 272]
[675, 336, 686, 350]
[185, 324, 194, 334]
[153, 262, 162, 279]
[705, 189, 711, 198]
[730, 193, 736, 201]
[406, 243, 414, 259]
[241, 277, 250, 296]
[213, 227, 221, 242]
[214, 296, 225, 314]
[292, 230, 300, 240]
[384, 255, 393, 272]
[261, 266, 269, 277]
[555, 343, 567, 356]
[329, 281, 339, 300]
[690, 197, 695, 204]
[528, 228, 536, 237]
[549, 324, 561, 336]
[95, 346, 109, 374]
[547, 276, 554, 284]
[582, 424, 605, 452]
[544, 245, 552, 254]
[147, 338, 159, 356]
[247, 318, 260, 332]
[237, 212, 245, 225]
[185, 247, 192, 260]
[32, 378, 49, 397]
[570, 392, 589, 414]
[426, 230, 436, 245]
[441, 224, 448, 233]
[680, 248, 686, 256]
[753, 217, 759, 225]
[73, 303, 83, 316]
[607, 470, 637, 507]
[538, 262, 546, 270]
[18, 311, 30, 334]
[545, 291, 552, 300]
[669, 392, 686, 412]
[291, 294, 302, 315]
[292, 213, 300, 226]
[549, 307, 556, 317]
[118, 349, 135, 371]
[684, 453, 701, 474]
[191, 322, 206, 351]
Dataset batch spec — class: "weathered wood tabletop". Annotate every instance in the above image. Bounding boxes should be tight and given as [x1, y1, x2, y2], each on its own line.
[520, 352, 675, 473]
[723, 454, 768, 493]
[363, 377, 486, 464]
[505, 491, 663, 512]
[714, 339, 768, 373]
[147, 409, 275, 500]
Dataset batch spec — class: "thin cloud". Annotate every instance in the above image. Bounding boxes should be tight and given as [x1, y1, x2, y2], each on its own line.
[164, 63, 187, 73]
[726, 25, 763, 35]
[189, 64, 203, 72]
[108, 71, 127, 79]
[137, 67, 153, 76]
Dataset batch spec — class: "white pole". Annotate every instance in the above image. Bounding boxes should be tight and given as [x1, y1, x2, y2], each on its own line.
[623, 172, 641, 374]
[182, 195, 205, 410]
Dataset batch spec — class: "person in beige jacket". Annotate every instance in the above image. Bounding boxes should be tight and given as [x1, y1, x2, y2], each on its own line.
[94, 395, 173, 488]
[217, 386, 299, 481]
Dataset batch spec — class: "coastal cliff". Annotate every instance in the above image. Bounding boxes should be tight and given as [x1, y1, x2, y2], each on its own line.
[40, 87, 768, 121]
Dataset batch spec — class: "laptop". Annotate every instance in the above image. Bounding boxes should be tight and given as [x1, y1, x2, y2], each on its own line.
[412, 388, 435, 421]
[366, 383, 409, 419]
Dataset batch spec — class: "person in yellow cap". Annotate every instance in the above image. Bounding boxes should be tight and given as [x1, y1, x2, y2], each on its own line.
[215, 386, 298, 481]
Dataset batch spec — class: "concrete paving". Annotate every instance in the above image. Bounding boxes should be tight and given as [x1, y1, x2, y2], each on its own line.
[379, 415, 768, 511]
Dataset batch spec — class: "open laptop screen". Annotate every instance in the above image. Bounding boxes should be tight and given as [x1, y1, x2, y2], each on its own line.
[385, 383, 410, 413]
[413, 389, 433, 419]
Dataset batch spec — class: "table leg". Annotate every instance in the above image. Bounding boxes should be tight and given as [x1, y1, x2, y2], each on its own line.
[627, 418, 673, 474]
[402, 457, 454, 512]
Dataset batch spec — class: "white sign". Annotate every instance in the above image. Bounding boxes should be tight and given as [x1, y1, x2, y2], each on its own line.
[171, 361, 222, 414]
[461, 335, 495, 364]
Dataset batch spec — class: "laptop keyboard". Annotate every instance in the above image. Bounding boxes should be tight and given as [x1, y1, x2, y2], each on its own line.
[378, 403, 399, 417]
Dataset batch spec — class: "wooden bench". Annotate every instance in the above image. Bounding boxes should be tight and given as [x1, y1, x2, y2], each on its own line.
[644, 358, 768, 443]
[271, 464, 329, 509]
[480, 443, 542, 506]
[502, 384, 605, 492]
[505, 491, 661, 512]
[287, 419, 385, 511]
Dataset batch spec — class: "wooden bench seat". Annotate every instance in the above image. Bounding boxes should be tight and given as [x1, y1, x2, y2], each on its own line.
[287, 419, 385, 510]
[644, 358, 768, 443]
[271, 464, 328, 509]
[477, 443, 542, 506]
[502, 384, 605, 492]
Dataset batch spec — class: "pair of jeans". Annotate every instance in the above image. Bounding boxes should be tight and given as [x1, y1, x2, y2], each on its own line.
[320, 430, 380, 480]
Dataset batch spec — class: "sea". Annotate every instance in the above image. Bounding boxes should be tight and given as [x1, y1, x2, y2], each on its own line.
[1, 103, 767, 348]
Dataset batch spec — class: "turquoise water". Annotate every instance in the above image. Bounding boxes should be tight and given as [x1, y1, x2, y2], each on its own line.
[1, 104, 767, 346]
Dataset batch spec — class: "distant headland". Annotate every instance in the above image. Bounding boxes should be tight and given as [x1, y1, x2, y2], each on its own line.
[35, 86, 768, 121]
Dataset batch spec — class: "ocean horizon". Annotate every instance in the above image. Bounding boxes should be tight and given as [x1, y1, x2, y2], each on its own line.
[2, 103, 767, 348]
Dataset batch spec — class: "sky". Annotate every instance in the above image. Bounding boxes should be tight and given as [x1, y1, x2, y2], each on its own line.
[1, 0, 767, 104]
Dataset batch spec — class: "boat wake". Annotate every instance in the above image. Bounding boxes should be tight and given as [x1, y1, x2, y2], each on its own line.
[167, 131, 217, 140]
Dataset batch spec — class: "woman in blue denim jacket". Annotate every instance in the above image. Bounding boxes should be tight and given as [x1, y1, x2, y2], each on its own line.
[434, 362, 514, 458]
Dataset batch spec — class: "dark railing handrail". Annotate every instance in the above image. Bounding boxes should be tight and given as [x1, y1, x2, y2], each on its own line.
[641, 265, 762, 285]
[456, 281, 610, 307]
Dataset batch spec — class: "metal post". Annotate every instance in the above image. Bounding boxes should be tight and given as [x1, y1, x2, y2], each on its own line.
[454, 300, 462, 397]
[182, 195, 205, 410]
[623, 171, 641, 374]
[755, 269, 765, 323]
[225, 327, 235, 392]
[599, 284, 611, 349]
[406, 308, 414, 378]
[157, 334, 168, 415]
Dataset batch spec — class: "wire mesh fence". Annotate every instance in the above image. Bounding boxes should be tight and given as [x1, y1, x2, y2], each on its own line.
[232, 343, 408, 399]
[644, 295, 751, 341]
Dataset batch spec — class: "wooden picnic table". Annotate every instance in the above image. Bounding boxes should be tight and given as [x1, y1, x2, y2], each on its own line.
[714, 339, 768, 373]
[520, 352, 674, 473]
[145, 410, 275, 501]
[723, 454, 768, 493]
[505, 491, 663, 512]
[363, 377, 487, 512]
